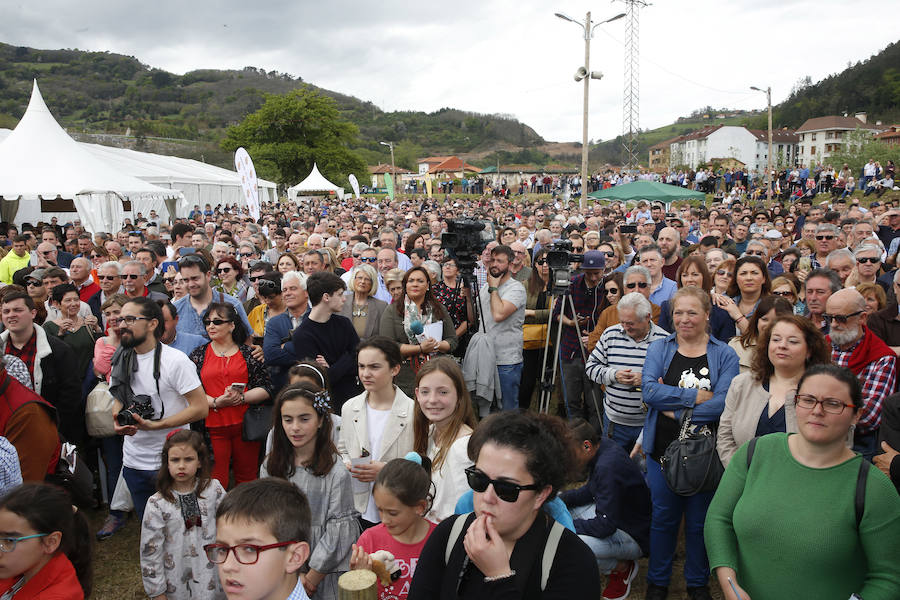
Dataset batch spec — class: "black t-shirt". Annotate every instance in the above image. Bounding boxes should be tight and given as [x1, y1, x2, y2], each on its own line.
[652, 351, 711, 461]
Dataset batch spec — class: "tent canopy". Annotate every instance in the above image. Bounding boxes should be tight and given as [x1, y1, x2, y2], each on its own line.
[287, 163, 344, 201]
[588, 181, 705, 202]
[0, 81, 182, 231]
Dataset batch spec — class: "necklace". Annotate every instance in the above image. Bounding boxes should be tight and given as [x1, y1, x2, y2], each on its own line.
[352, 303, 368, 318]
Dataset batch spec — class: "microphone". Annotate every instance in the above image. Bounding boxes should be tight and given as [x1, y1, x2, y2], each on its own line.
[410, 320, 429, 346]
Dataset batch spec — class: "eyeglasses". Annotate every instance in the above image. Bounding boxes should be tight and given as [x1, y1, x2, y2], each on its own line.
[857, 257, 880, 264]
[217, 267, 233, 274]
[606, 288, 620, 295]
[772, 290, 794, 297]
[203, 318, 233, 327]
[794, 393, 855, 415]
[119, 315, 152, 325]
[203, 541, 299, 565]
[122, 274, 141, 279]
[822, 311, 863, 325]
[359, 257, 377, 263]
[815, 235, 835, 241]
[464, 467, 541, 502]
[625, 282, 648, 289]
[0, 534, 49, 553]
[97, 275, 119, 281]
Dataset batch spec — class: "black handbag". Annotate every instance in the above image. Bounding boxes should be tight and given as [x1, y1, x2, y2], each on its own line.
[660, 408, 724, 496]
[242, 403, 273, 442]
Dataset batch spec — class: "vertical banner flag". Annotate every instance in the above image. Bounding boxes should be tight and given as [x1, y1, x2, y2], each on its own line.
[384, 173, 395, 201]
[348, 174, 361, 199]
[234, 148, 260, 221]
[425, 176, 433, 198]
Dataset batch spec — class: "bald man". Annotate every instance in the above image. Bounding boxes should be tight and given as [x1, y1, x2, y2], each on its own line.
[826, 287, 897, 460]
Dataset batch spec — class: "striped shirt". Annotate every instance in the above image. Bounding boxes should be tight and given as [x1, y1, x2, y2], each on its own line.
[585, 322, 669, 427]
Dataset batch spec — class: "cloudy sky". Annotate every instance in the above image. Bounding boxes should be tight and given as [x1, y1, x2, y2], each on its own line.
[3, 0, 897, 143]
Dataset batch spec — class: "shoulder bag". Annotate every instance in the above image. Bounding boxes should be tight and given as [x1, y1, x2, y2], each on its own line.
[660, 408, 724, 495]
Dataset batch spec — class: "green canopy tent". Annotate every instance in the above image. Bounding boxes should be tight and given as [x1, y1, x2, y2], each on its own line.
[587, 180, 705, 203]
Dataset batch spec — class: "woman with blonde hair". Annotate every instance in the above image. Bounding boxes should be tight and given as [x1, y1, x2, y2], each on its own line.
[383, 268, 405, 304]
[339, 264, 387, 340]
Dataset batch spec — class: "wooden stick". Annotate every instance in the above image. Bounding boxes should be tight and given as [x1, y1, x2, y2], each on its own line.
[338, 569, 377, 600]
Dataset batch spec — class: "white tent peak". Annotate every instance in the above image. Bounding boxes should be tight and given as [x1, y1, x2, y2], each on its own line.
[28, 80, 51, 116]
[287, 162, 344, 201]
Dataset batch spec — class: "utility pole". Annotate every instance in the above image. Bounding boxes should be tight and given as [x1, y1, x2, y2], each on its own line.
[379, 140, 395, 193]
[555, 11, 625, 209]
[751, 86, 773, 197]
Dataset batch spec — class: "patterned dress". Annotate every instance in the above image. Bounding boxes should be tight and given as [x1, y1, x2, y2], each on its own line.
[140, 480, 227, 600]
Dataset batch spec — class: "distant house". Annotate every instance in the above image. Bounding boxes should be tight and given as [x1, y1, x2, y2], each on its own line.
[796, 113, 878, 165]
[416, 155, 482, 177]
[747, 128, 800, 171]
[648, 137, 678, 172]
[874, 125, 900, 147]
[368, 163, 412, 188]
[662, 125, 799, 173]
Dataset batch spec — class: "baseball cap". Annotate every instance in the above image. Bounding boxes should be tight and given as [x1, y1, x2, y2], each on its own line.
[581, 250, 606, 271]
[763, 230, 783, 240]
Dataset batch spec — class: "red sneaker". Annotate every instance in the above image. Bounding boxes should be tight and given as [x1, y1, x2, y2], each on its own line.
[601, 560, 638, 600]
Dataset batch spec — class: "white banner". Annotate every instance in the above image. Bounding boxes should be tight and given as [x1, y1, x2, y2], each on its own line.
[348, 174, 361, 199]
[234, 147, 260, 221]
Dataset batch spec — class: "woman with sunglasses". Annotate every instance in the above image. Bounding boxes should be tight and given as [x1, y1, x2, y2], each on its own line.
[213, 257, 249, 303]
[188, 302, 272, 488]
[658, 256, 736, 342]
[598, 271, 624, 314]
[408, 411, 600, 599]
[597, 242, 622, 273]
[711, 257, 735, 296]
[706, 364, 900, 600]
[519, 248, 552, 409]
[771, 275, 806, 315]
[640, 286, 739, 599]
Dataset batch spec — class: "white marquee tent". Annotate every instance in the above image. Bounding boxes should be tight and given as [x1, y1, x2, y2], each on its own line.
[287, 162, 344, 202]
[0, 81, 184, 232]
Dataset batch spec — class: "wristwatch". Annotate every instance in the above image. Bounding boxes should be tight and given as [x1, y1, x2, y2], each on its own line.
[488, 286, 498, 293]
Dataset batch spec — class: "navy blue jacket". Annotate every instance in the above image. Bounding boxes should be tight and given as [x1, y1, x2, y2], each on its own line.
[657, 301, 736, 343]
[560, 438, 651, 556]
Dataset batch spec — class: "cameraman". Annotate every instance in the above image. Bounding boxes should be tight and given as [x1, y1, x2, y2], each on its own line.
[111, 297, 207, 519]
[552, 250, 606, 433]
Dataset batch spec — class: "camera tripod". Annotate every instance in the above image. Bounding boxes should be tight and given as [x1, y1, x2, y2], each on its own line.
[537, 287, 603, 428]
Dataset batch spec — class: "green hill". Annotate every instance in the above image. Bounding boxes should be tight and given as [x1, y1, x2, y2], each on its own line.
[0, 42, 544, 169]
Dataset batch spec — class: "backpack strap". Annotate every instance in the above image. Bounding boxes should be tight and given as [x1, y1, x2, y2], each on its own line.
[445, 512, 472, 565]
[540, 519, 565, 591]
[855, 459, 870, 530]
[746, 436, 760, 469]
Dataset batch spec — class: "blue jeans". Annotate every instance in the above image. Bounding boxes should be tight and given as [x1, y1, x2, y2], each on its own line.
[645, 457, 714, 588]
[122, 466, 158, 521]
[497, 363, 523, 411]
[603, 413, 642, 453]
[570, 504, 644, 573]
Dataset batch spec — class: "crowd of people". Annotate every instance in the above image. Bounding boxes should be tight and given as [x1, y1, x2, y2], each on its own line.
[0, 185, 899, 600]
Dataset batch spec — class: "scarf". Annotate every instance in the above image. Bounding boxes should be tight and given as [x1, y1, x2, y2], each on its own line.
[402, 295, 434, 345]
[830, 325, 896, 377]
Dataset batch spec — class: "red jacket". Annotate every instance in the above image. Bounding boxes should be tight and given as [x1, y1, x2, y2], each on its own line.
[0, 552, 83, 599]
[77, 281, 100, 303]
[0, 372, 60, 479]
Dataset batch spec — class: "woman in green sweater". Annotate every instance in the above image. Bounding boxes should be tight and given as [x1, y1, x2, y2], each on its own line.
[705, 364, 900, 600]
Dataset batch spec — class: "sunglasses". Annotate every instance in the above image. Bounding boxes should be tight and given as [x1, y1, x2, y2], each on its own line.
[535, 259, 547, 265]
[772, 290, 794, 297]
[122, 274, 141, 280]
[606, 287, 620, 295]
[857, 257, 880, 264]
[203, 318, 233, 327]
[822, 311, 863, 325]
[258, 280, 279, 292]
[625, 282, 648, 289]
[25, 279, 42, 286]
[238, 252, 255, 258]
[97, 274, 119, 281]
[162, 277, 175, 284]
[465, 467, 541, 502]
[815, 235, 835, 241]
[217, 267, 233, 274]
[359, 257, 377, 263]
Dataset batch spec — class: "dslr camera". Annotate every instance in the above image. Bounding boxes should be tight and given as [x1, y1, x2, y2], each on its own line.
[116, 394, 155, 426]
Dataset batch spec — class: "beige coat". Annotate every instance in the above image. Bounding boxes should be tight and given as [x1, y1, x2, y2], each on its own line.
[718, 372, 798, 468]
[339, 386, 415, 513]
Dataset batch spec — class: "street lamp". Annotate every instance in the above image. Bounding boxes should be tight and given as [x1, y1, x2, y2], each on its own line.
[556, 11, 625, 209]
[751, 85, 773, 198]
[379, 141, 395, 196]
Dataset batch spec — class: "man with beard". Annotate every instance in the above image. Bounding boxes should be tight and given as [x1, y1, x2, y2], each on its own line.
[173, 255, 252, 338]
[826, 288, 897, 461]
[110, 297, 206, 519]
[476, 245, 526, 411]
[656, 227, 683, 281]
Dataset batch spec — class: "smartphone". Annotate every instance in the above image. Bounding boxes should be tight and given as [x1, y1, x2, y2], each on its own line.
[798, 257, 811, 272]
[620, 224, 638, 234]
[230, 383, 247, 394]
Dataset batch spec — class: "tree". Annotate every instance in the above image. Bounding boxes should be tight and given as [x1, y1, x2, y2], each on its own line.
[220, 87, 368, 186]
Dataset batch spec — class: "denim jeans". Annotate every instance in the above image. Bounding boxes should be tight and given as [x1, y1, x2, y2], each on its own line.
[122, 466, 158, 521]
[603, 413, 643, 454]
[570, 504, 644, 573]
[645, 457, 714, 588]
[497, 362, 523, 411]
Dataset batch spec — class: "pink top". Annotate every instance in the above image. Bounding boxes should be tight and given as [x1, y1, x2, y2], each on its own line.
[356, 521, 436, 600]
[93, 337, 117, 382]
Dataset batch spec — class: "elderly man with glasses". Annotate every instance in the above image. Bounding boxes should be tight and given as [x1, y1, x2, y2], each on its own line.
[588, 265, 662, 350]
[825, 288, 897, 461]
[812, 223, 840, 269]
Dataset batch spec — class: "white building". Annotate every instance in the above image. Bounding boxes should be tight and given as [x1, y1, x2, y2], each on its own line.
[748, 129, 800, 170]
[796, 114, 878, 166]
[668, 125, 800, 173]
